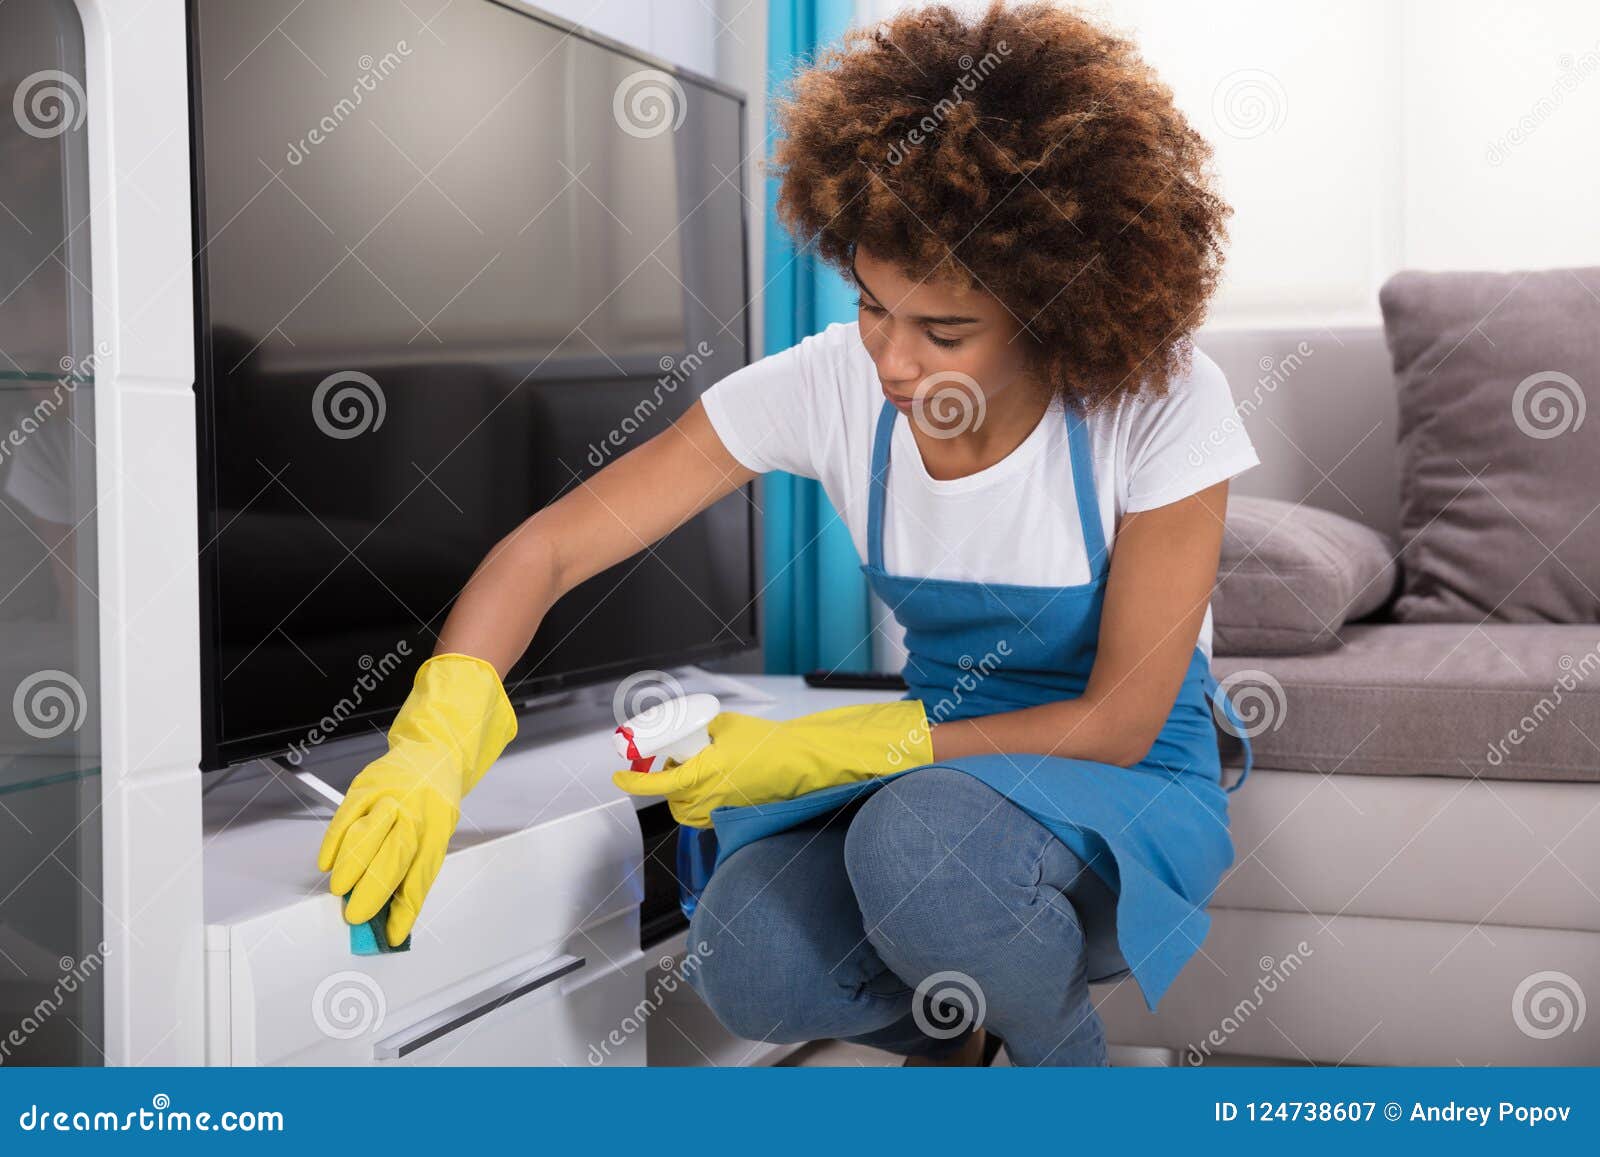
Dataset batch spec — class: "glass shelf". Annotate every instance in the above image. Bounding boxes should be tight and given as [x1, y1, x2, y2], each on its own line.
[0, 763, 103, 798]
[0, 369, 96, 384]
[0, 0, 105, 1065]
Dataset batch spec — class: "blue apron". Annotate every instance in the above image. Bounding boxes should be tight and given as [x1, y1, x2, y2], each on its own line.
[699, 398, 1254, 1013]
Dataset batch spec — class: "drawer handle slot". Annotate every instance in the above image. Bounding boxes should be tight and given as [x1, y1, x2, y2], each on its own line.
[372, 953, 586, 1060]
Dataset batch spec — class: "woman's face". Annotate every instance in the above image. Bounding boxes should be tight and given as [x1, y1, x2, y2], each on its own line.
[851, 243, 1037, 430]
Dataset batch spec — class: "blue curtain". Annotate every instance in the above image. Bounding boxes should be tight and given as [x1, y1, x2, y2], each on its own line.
[760, 0, 872, 674]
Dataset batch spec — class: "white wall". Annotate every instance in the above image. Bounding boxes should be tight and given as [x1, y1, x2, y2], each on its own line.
[857, 0, 1600, 329]
[529, 0, 719, 74]
[1402, 0, 1600, 272]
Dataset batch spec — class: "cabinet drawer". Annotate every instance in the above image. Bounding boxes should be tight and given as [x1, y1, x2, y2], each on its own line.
[216, 802, 643, 1065]
[388, 951, 646, 1067]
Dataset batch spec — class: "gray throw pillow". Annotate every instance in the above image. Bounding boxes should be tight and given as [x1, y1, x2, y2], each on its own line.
[1213, 496, 1399, 656]
[1378, 267, 1600, 624]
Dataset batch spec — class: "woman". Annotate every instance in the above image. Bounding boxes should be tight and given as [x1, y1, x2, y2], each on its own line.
[316, 0, 1258, 1067]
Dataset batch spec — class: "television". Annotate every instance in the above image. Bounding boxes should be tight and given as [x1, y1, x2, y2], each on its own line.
[188, 0, 756, 771]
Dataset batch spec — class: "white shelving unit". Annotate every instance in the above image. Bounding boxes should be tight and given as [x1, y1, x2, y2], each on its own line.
[27, 0, 863, 1066]
[201, 671, 896, 1065]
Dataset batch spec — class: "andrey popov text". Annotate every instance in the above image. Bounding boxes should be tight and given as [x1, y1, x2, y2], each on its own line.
[1403, 1102, 1571, 1126]
[1215, 1101, 1573, 1126]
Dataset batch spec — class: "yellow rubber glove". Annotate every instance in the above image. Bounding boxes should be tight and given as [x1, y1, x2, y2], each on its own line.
[317, 652, 518, 947]
[611, 700, 933, 828]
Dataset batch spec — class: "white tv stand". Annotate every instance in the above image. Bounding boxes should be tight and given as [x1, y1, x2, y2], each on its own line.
[200, 668, 899, 1066]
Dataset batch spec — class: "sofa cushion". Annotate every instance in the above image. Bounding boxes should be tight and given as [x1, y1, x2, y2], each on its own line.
[1214, 496, 1399, 655]
[1378, 266, 1600, 624]
[1213, 623, 1600, 782]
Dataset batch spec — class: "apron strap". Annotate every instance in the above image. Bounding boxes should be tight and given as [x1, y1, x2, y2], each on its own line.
[1064, 405, 1109, 578]
[866, 400, 897, 572]
[871, 398, 1110, 580]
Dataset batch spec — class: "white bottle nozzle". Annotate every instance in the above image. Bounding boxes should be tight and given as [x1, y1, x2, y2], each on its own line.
[614, 692, 721, 772]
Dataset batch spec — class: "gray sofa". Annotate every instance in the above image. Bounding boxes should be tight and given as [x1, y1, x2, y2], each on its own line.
[1095, 270, 1600, 1066]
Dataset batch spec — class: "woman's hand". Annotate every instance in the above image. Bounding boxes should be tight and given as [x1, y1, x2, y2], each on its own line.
[610, 700, 933, 828]
[316, 653, 518, 947]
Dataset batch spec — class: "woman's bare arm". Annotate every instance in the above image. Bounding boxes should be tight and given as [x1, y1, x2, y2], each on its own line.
[928, 480, 1230, 767]
[435, 399, 756, 678]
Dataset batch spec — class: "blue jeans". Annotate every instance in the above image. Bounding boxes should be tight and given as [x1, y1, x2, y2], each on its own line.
[685, 767, 1121, 1066]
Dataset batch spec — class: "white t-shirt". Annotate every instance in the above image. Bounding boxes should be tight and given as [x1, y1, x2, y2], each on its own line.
[700, 320, 1260, 659]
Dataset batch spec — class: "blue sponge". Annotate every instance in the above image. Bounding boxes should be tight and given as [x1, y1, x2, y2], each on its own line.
[345, 892, 412, 955]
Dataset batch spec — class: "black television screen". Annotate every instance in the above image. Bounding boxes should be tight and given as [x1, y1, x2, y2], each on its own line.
[188, 0, 755, 770]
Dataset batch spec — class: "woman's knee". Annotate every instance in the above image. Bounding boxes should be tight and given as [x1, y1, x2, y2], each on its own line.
[685, 930, 815, 1043]
[843, 768, 1011, 930]
[685, 863, 807, 1042]
[685, 839, 902, 1044]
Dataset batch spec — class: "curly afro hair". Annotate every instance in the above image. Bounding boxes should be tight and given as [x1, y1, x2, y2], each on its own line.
[771, 0, 1231, 413]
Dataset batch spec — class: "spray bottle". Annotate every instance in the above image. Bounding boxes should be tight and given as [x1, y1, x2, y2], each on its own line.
[614, 693, 722, 918]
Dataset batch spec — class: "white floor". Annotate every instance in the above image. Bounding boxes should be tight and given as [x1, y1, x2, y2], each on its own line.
[781, 1039, 1308, 1067]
